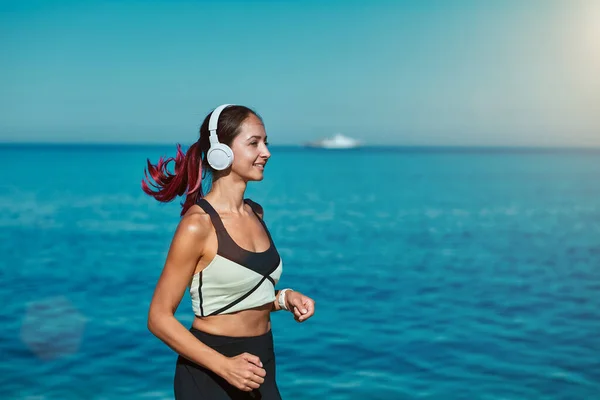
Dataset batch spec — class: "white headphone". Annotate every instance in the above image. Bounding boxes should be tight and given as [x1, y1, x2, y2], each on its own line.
[206, 104, 235, 171]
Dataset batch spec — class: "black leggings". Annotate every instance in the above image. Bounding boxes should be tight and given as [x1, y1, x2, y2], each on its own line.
[174, 327, 283, 400]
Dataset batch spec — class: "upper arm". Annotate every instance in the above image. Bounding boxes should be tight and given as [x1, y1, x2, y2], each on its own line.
[149, 213, 210, 316]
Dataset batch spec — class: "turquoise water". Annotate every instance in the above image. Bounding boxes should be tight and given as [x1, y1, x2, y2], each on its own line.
[1, 144, 599, 399]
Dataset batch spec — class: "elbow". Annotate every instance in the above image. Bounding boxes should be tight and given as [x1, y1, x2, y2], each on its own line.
[147, 307, 167, 336]
[147, 311, 157, 335]
[147, 313, 156, 335]
[147, 299, 177, 337]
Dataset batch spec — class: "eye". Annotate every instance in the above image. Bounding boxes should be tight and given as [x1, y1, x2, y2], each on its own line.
[265, 141, 269, 146]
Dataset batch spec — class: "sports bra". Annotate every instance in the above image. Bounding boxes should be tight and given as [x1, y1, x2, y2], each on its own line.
[189, 198, 283, 317]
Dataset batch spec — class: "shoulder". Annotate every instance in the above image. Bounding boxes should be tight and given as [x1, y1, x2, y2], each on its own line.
[176, 205, 213, 242]
[245, 198, 264, 219]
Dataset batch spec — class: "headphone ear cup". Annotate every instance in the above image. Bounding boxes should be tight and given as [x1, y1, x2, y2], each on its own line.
[207, 143, 234, 170]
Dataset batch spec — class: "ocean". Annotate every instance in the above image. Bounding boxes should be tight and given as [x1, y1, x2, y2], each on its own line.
[1, 144, 599, 399]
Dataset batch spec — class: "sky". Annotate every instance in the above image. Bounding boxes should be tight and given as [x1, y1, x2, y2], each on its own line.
[1, 0, 599, 147]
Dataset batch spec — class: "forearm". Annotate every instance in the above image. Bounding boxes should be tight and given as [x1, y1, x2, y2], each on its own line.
[147, 312, 228, 376]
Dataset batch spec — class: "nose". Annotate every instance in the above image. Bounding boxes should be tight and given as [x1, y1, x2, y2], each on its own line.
[261, 143, 271, 159]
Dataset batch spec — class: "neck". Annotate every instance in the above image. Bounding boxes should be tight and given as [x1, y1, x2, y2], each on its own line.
[205, 173, 248, 214]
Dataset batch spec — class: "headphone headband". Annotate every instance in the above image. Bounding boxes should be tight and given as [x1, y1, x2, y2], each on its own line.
[205, 104, 236, 171]
[208, 104, 234, 138]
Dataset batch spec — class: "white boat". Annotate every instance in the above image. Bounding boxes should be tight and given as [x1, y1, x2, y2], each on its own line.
[305, 133, 361, 149]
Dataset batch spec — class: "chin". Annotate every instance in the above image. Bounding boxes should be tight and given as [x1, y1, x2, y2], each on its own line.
[245, 173, 264, 182]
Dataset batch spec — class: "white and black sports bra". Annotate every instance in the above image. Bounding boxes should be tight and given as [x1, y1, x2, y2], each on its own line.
[189, 198, 283, 317]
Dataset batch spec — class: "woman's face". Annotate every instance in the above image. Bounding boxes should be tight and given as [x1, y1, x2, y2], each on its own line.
[230, 113, 271, 181]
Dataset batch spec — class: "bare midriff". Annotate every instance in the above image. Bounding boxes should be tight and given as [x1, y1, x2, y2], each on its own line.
[191, 302, 272, 337]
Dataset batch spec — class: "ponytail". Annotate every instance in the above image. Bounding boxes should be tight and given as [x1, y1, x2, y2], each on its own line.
[142, 104, 260, 216]
[141, 142, 204, 216]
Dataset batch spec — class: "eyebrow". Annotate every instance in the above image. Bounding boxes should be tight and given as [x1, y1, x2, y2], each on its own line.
[247, 135, 267, 140]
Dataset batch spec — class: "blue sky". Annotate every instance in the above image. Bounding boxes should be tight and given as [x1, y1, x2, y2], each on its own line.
[1, 0, 599, 146]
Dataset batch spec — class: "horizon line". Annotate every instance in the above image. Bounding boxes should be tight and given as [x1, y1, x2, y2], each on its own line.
[1, 141, 599, 151]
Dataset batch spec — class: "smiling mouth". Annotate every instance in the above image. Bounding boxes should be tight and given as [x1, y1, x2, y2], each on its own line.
[253, 163, 265, 170]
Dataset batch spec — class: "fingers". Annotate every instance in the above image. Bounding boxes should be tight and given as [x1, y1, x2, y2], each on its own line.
[238, 371, 265, 392]
[241, 352, 263, 368]
[243, 370, 265, 387]
[291, 297, 315, 322]
[290, 302, 308, 321]
[303, 298, 315, 317]
[243, 380, 260, 391]
[293, 306, 310, 322]
[304, 297, 315, 311]
[290, 297, 308, 315]
[231, 354, 266, 392]
[292, 305, 301, 318]
[250, 364, 267, 378]
[284, 291, 316, 322]
[241, 353, 266, 382]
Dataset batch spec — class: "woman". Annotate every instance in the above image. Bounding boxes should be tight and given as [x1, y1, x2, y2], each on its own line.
[142, 104, 315, 399]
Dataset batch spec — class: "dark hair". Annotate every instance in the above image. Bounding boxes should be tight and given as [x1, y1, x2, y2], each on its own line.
[142, 105, 262, 216]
